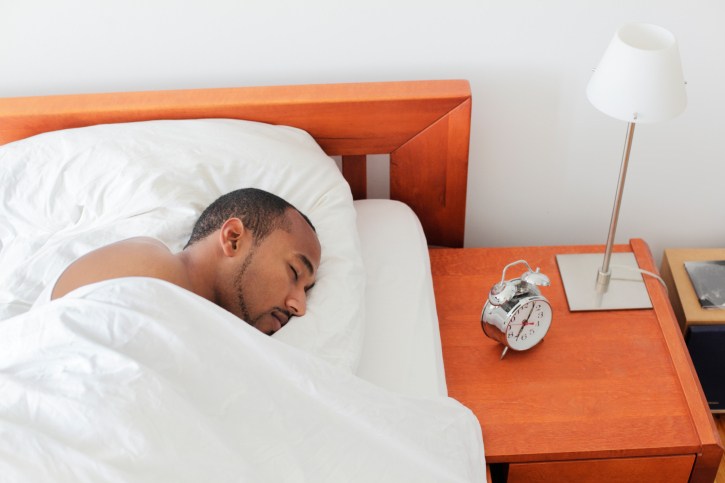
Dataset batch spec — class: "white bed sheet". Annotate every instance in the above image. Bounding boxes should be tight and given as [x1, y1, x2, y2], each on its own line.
[354, 199, 447, 398]
[0, 118, 487, 480]
[0, 277, 486, 482]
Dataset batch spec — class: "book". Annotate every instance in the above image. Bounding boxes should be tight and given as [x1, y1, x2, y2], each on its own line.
[684, 260, 725, 309]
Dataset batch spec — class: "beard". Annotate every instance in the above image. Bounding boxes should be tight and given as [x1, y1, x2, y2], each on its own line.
[234, 245, 257, 324]
[232, 244, 292, 335]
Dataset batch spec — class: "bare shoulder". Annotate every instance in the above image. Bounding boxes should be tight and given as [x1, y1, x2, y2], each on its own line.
[51, 237, 191, 299]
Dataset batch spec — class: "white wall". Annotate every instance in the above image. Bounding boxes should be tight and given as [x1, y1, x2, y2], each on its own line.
[3, 0, 724, 264]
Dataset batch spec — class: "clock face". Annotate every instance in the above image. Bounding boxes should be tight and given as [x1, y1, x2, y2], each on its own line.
[505, 298, 552, 351]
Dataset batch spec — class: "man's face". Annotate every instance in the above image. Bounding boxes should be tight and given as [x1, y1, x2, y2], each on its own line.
[231, 210, 321, 335]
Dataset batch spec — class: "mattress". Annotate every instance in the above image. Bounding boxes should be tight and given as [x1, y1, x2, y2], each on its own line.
[354, 199, 447, 398]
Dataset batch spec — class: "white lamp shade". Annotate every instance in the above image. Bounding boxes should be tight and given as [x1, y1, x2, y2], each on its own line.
[587, 23, 687, 123]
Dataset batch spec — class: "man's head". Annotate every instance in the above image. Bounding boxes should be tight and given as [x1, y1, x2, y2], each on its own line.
[186, 188, 321, 335]
[186, 188, 315, 248]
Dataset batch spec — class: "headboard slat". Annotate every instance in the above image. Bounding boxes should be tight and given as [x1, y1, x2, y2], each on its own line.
[341, 155, 367, 200]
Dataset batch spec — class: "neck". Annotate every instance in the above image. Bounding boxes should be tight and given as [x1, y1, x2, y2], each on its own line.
[176, 241, 218, 303]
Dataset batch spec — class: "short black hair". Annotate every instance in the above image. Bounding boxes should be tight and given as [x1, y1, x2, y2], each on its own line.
[185, 188, 314, 248]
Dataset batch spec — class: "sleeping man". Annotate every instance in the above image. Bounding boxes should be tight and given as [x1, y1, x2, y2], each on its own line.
[50, 188, 321, 336]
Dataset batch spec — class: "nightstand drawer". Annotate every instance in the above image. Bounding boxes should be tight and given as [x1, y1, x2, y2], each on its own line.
[686, 325, 725, 412]
[507, 454, 695, 483]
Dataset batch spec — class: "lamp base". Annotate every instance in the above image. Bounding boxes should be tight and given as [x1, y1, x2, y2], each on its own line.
[556, 253, 652, 311]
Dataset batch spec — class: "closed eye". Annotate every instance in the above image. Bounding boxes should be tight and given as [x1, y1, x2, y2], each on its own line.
[289, 264, 298, 281]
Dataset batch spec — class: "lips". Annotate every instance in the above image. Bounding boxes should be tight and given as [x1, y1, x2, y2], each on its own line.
[270, 310, 290, 333]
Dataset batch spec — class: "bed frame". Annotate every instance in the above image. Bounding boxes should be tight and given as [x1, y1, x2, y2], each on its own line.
[0, 80, 471, 247]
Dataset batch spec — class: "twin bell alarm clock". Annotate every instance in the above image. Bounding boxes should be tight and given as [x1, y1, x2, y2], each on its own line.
[481, 260, 552, 359]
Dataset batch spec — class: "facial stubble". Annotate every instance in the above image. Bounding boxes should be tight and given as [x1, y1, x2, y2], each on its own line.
[234, 245, 257, 325]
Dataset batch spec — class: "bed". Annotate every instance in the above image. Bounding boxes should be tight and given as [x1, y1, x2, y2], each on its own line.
[0, 80, 484, 482]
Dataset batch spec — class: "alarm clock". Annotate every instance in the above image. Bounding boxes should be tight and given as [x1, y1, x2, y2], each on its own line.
[481, 260, 552, 359]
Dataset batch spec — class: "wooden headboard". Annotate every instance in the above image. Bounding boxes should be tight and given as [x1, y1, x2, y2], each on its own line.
[0, 80, 471, 247]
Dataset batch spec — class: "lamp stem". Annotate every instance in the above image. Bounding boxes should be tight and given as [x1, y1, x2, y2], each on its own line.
[596, 120, 636, 291]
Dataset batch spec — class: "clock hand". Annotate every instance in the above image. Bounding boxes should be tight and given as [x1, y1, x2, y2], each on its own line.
[514, 322, 526, 339]
[515, 302, 537, 340]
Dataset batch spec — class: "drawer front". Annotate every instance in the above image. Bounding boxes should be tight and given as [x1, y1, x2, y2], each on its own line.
[507, 454, 695, 483]
[686, 325, 725, 411]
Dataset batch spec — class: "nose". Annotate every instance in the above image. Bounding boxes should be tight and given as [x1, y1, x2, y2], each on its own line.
[286, 288, 307, 317]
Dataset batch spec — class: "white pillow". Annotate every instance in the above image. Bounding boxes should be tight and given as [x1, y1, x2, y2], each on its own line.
[0, 119, 365, 371]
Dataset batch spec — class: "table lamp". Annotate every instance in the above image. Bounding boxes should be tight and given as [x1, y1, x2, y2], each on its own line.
[557, 23, 687, 311]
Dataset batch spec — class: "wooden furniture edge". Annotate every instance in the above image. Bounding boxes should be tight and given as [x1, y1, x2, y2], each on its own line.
[391, 96, 471, 247]
[660, 251, 689, 332]
[0, 80, 471, 247]
[662, 248, 725, 326]
[631, 239, 724, 482]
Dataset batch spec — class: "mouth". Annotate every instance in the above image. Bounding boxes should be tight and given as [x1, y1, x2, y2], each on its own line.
[267, 310, 290, 335]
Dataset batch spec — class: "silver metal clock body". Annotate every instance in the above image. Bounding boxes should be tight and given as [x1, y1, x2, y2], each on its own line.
[480, 261, 552, 359]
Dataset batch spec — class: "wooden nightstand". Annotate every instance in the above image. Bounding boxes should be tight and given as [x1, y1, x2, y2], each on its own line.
[430, 240, 723, 483]
[661, 248, 725, 414]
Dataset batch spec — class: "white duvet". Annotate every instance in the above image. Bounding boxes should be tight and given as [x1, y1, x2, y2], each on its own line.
[0, 278, 485, 482]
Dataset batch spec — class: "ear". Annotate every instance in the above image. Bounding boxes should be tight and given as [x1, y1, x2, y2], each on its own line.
[219, 218, 248, 257]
